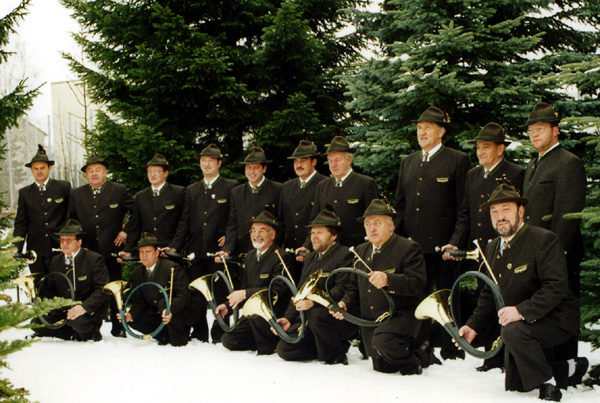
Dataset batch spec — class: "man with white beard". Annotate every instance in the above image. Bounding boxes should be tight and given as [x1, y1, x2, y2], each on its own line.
[218, 210, 294, 355]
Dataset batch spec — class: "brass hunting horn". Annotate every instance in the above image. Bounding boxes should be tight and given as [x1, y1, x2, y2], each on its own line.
[188, 253, 239, 332]
[415, 240, 505, 359]
[244, 249, 306, 344]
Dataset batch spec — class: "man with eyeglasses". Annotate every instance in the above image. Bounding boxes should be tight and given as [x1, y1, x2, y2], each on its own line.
[218, 210, 293, 355]
[33, 219, 109, 341]
[522, 102, 586, 362]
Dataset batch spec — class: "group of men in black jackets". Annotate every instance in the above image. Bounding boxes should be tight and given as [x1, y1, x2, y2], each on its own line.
[13, 102, 588, 401]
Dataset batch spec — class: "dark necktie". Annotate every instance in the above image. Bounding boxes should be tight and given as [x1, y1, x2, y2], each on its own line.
[335, 179, 342, 188]
[39, 184, 45, 192]
[423, 152, 429, 162]
[300, 181, 306, 189]
[153, 189, 159, 197]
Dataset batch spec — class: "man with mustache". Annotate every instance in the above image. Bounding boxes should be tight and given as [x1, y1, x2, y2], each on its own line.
[218, 210, 293, 355]
[458, 183, 587, 401]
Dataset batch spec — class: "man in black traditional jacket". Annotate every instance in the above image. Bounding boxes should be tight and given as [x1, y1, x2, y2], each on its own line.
[394, 106, 472, 360]
[459, 183, 587, 402]
[334, 199, 429, 375]
[166, 144, 239, 343]
[13, 145, 71, 274]
[308, 136, 378, 248]
[123, 153, 185, 252]
[67, 155, 135, 337]
[34, 219, 109, 341]
[523, 102, 586, 361]
[442, 122, 524, 371]
[219, 210, 293, 355]
[220, 145, 282, 257]
[275, 207, 355, 364]
[119, 233, 198, 346]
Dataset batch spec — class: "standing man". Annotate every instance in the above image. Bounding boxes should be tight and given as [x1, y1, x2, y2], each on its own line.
[523, 102, 586, 362]
[34, 219, 109, 342]
[13, 145, 71, 274]
[167, 144, 239, 342]
[333, 199, 429, 375]
[219, 210, 293, 355]
[220, 144, 282, 258]
[458, 183, 587, 401]
[523, 102, 586, 298]
[443, 122, 524, 371]
[309, 135, 378, 248]
[275, 207, 356, 365]
[120, 233, 199, 346]
[123, 153, 185, 252]
[278, 139, 326, 254]
[68, 155, 134, 337]
[394, 106, 472, 360]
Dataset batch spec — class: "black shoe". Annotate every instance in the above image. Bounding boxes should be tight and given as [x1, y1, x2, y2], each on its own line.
[476, 363, 504, 372]
[539, 383, 562, 401]
[111, 329, 126, 338]
[441, 348, 465, 361]
[93, 331, 102, 342]
[567, 357, 589, 387]
[325, 353, 348, 365]
[401, 365, 423, 376]
[416, 341, 441, 367]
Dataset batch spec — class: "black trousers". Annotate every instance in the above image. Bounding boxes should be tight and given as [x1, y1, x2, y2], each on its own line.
[128, 305, 197, 346]
[370, 329, 422, 374]
[221, 317, 279, 355]
[105, 257, 124, 334]
[277, 305, 357, 362]
[418, 253, 461, 356]
[502, 317, 574, 391]
[32, 308, 102, 341]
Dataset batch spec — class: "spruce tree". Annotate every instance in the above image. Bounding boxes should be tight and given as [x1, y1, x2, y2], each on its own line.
[345, 0, 600, 191]
[61, 0, 364, 189]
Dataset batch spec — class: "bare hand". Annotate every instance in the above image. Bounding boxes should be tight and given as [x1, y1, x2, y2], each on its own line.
[441, 244, 461, 261]
[214, 250, 230, 264]
[368, 271, 388, 289]
[162, 309, 172, 324]
[227, 290, 245, 309]
[116, 312, 133, 322]
[270, 318, 291, 335]
[295, 247, 310, 262]
[498, 306, 521, 326]
[66, 304, 86, 321]
[295, 300, 314, 311]
[217, 236, 225, 247]
[116, 251, 131, 264]
[215, 304, 228, 318]
[330, 301, 347, 320]
[114, 231, 127, 247]
[456, 325, 477, 348]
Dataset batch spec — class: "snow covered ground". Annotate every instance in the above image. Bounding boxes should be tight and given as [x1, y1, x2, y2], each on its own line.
[1, 313, 599, 403]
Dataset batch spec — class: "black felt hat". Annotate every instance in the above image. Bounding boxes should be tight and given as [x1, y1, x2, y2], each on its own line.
[240, 145, 271, 164]
[357, 199, 397, 223]
[196, 144, 224, 159]
[411, 106, 451, 129]
[480, 183, 528, 211]
[146, 153, 170, 170]
[136, 232, 160, 249]
[322, 136, 356, 155]
[25, 144, 54, 167]
[55, 219, 86, 236]
[288, 140, 319, 159]
[306, 205, 343, 230]
[470, 122, 511, 145]
[81, 155, 109, 172]
[247, 209, 279, 231]
[524, 102, 561, 126]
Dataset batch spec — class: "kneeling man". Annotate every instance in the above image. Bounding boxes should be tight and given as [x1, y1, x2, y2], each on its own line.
[459, 183, 587, 401]
[120, 232, 198, 346]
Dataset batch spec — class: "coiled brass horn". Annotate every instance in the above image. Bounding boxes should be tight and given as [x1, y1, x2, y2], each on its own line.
[13, 250, 37, 264]
[12, 273, 41, 299]
[103, 280, 171, 340]
[415, 241, 505, 359]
